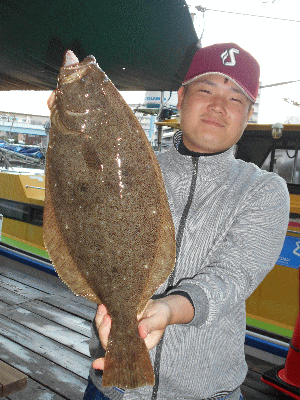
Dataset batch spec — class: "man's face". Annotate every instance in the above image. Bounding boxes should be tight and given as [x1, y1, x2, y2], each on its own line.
[177, 74, 254, 153]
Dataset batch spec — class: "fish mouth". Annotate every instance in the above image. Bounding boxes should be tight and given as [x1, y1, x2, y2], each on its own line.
[61, 56, 97, 85]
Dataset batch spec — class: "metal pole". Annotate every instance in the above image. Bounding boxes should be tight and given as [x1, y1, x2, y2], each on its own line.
[157, 91, 164, 152]
[291, 147, 299, 183]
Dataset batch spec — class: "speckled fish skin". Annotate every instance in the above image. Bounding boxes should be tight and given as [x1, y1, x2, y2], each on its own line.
[43, 51, 175, 389]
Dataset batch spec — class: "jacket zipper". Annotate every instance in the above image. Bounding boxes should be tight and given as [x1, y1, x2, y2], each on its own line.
[151, 156, 199, 400]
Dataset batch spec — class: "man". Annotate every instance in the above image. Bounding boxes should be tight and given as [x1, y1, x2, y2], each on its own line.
[84, 43, 289, 400]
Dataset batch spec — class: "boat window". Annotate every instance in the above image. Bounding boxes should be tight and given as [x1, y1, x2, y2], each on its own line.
[30, 206, 44, 226]
[261, 149, 300, 184]
[0, 198, 43, 226]
[0, 199, 30, 222]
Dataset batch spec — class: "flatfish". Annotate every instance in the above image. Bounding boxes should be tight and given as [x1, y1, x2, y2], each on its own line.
[43, 51, 175, 389]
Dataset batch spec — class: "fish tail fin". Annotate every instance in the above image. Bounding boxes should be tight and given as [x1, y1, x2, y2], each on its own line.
[102, 328, 154, 389]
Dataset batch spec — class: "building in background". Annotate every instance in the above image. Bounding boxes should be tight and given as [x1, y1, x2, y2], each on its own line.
[0, 111, 49, 146]
[130, 91, 179, 150]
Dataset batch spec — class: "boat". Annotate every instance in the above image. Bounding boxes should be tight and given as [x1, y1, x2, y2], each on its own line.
[236, 123, 300, 344]
[0, 168, 47, 259]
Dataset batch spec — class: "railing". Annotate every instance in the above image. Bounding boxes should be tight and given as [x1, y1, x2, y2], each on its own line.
[0, 147, 44, 165]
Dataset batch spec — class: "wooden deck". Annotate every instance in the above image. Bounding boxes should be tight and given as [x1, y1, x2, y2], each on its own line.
[0, 254, 295, 400]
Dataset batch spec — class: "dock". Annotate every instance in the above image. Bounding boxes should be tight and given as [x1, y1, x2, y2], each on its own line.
[0, 254, 294, 400]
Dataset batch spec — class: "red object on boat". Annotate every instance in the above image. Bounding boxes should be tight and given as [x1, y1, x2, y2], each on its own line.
[261, 267, 300, 398]
[261, 375, 300, 400]
[278, 310, 300, 386]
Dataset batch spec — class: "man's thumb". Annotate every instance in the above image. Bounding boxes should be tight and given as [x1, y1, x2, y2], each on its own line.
[138, 318, 150, 340]
[92, 357, 105, 370]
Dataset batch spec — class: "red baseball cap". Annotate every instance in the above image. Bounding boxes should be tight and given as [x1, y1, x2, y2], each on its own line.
[182, 43, 260, 102]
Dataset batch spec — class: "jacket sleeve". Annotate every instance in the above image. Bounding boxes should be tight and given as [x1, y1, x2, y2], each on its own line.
[168, 173, 290, 328]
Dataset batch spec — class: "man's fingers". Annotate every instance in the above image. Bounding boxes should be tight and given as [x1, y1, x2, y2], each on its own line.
[138, 323, 148, 340]
[92, 305, 110, 370]
[99, 315, 111, 349]
[95, 304, 108, 326]
[138, 318, 164, 350]
[92, 357, 105, 370]
[95, 304, 111, 350]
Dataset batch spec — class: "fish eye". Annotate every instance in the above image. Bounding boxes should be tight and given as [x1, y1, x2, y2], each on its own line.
[80, 74, 90, 83]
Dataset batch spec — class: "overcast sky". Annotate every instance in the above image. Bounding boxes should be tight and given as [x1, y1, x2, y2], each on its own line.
[0, 0, 299, 124]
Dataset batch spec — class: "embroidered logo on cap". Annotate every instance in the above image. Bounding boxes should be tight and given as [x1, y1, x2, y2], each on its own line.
[220, 48, 240, 66]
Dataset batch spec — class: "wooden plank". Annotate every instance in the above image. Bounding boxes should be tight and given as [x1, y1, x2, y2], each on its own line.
[0, 262, 98, 314]
[0, 271, 96, 314]
[5, 377, 67, 400]
[41, 296, 97, 322]
[0, 265, 95, 308]
[0, 300, 11, 312]
[0, 276, 45, 301]
[20, 300, 92, 336]
[4, 307, 90, 356]
[0, 263, 98, 311]
[0, 286, 29, 307]
[0, 315, 91, 379]
[0, 264, 70, 297]
[0, 335, 87, 400]
[0, 361, 27, 397]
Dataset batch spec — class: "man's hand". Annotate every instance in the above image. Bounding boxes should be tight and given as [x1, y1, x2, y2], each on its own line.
[92, 295, 194, 371]
[137, 299, 172, 350]
[92, 304, 112, 370]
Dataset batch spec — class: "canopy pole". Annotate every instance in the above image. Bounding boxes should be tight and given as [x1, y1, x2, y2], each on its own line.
[157, 91, 164, 151]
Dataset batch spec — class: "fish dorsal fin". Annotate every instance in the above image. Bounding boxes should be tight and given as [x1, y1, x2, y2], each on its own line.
[43, 182, 100, 304]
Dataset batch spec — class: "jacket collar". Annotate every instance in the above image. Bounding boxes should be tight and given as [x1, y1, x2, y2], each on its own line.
[164, 131, 236, 181]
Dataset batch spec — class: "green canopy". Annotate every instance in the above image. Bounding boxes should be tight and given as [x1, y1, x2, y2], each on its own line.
[0, 0, 198, 91]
